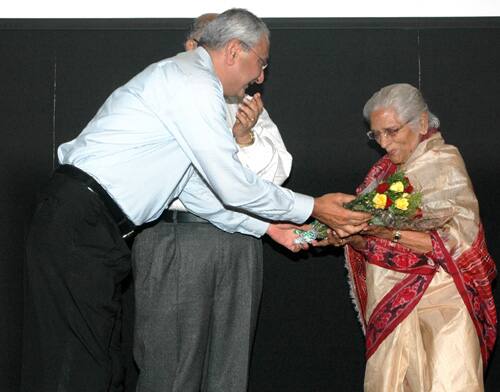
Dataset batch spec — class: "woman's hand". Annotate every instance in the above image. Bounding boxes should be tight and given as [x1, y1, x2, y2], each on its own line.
[312, 229, 366, 251]
[312, 228, 340, 247]
[360, 225, 393, 241]
[344, 234, 366, 251]
[361, 225, 432, 254]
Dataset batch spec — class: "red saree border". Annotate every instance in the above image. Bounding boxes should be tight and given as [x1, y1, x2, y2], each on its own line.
[428, 227, 497, 366]
[365, 273, 434, 359]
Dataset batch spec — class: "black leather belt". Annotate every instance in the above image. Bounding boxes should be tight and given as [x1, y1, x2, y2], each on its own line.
[56, 164, 136, 238]
[161, 210, 208, 224]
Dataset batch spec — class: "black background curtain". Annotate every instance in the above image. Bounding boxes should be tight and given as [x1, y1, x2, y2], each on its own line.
[1, 17, 499, 391]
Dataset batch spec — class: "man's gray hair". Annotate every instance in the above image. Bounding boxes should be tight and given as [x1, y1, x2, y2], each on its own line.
[198, 8, 270, 50]
[363, 83, 440, 130]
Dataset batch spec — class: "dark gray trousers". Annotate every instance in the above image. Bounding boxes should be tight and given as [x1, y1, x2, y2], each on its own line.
[132, 220, 263, 392]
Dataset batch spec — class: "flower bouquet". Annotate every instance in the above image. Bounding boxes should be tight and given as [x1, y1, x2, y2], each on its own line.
[294, 171, 450, 244]
[344, 171, 422, 228]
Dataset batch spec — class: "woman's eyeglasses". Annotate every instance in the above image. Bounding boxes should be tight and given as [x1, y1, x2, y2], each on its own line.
[366, 120, 411, 141]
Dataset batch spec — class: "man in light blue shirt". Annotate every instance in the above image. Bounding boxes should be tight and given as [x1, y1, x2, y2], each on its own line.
[22, 8, 370, 392]
[132, 13, 297, 392]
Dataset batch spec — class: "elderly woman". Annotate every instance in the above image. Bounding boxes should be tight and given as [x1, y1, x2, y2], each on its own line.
[324, 84, 496, 391]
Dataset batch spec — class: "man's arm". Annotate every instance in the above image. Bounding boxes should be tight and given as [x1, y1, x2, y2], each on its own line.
[153, 61, 367, 232]
[312, 193, 371, 236]
[155, 68, 312, 224]
[226, 95, 371, 237]
[178, 171, 306, 252]
[178, 170, 269, 237]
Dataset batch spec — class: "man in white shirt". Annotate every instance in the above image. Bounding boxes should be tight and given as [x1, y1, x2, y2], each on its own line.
[132, 14, 294, 392]
[22, 9, 369, 392]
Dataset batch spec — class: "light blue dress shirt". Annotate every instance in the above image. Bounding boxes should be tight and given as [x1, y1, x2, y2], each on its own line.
[58, 47, 313, 237]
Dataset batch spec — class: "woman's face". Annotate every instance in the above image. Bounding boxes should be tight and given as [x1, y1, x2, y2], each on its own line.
[369, 107, 427, 165]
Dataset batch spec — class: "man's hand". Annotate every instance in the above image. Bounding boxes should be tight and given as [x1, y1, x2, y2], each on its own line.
[232, 93, 264, 144]
[266, 223, 310, 253]
[312, 193, 371, 236]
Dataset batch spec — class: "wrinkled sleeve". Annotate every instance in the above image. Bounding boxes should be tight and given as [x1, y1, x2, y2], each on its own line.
[178, 170, 269, 237]
[152, 66, 313, 224]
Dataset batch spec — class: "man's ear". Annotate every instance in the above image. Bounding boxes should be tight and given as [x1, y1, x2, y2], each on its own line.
[184, 39, 197, 51]
[225, 39, 241, 66]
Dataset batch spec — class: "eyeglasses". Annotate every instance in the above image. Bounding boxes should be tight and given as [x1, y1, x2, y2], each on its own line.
[240, 41, 268, 70]
[366, 120, 411, 141]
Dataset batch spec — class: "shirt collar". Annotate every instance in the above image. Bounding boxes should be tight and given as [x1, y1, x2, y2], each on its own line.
[195, 46, 215, 74]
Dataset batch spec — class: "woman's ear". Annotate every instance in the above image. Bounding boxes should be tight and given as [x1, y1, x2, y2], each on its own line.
[419, 111, 429, 135]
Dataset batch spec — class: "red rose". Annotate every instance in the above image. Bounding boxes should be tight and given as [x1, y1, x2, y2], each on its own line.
[404, 184, 414, 193]
[414, 208, 423, 219]
[376, 183, 390, 193]
[385, 197, 393, 208]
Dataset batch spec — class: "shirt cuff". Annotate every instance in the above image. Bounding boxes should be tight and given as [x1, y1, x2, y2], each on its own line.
[242, 218, 270, 237]
[288, 192, 314, 224]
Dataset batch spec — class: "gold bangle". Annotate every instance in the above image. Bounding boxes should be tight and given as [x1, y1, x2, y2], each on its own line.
[236, 130, 255, 147]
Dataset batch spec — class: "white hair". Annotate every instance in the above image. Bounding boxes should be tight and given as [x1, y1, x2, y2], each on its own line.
[363, 83, 440, 130]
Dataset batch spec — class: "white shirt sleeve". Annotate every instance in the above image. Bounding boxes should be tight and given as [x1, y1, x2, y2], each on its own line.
[225, 100, 293, 186]
[155, 63, 313, 225]
[173, 100, 293, 233]
[178, 170, 270, 237]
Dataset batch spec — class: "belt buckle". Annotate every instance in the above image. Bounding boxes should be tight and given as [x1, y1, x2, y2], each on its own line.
[117, 218, 135, 239]
[122, 230, 135, 239]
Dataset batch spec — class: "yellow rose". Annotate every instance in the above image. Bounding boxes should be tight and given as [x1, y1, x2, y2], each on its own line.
[395, 197, 409, 211]
[389, 181, 405, 193]
[372, 193, 388, 209]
